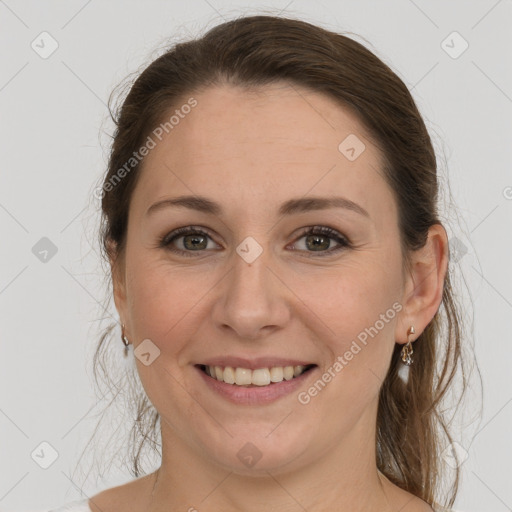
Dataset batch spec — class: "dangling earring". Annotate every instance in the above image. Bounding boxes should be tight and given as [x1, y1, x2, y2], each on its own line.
[401, 326, 415, 366]
[121, 323, 130, 358]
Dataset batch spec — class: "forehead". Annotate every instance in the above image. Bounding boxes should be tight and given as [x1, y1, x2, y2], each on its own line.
[165, 82, 371, 162]
[131, 83, 395, 225]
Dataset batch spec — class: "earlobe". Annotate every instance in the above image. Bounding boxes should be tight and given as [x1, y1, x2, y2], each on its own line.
[395, 223, 449, 344]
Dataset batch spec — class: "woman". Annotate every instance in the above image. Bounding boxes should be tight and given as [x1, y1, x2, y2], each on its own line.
[52, 14, 469, 512]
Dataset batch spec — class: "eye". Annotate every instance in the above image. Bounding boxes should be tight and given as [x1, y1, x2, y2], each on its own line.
[158, 225, 351, 257]
[159, 226, 220, 257]
[289, 226, 351, 257]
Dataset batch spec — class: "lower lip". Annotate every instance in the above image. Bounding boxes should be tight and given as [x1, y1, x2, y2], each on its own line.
[195, 365, 317, 405]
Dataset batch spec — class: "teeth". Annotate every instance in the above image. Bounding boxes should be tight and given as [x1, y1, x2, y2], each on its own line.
[223, 366, 235, 384]
[293, 365, 305, 377]
[235, 367, 252, 385]
[269, 366, 283, 382]
[283, 366, 294, 381]
[252, 368, 271, 386]
[215, 366, 224, 381]
[205, 364, 311, 386]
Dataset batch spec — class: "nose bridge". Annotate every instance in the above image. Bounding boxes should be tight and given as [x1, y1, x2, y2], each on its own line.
[211, 238, 290, 339]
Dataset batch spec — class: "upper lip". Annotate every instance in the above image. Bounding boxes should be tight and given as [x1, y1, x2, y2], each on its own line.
[197, 357, 316, 371]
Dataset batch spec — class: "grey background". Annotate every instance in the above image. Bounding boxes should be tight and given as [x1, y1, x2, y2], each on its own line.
[1, 1, 511, 511]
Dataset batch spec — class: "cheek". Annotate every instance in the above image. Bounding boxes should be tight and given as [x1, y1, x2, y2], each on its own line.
[125, 256, 225, 362]
[125, 260, 193, 345]
[292, 259, 399, 334]
[126, 235, 402, 357]
[293, 269, 400, 427]
[289, 258, 401, 392]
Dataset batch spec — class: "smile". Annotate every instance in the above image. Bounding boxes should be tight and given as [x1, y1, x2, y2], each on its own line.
[199, 364, 316, 386]
[194, 364, 318, 405]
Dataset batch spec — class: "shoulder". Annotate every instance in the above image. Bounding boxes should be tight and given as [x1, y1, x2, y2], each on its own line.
[378, 475, 436, 512]
[88, 473, 157, 512]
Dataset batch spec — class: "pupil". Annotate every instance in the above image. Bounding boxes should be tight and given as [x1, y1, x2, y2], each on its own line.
[307, 234, 329, 251]
[185, 234, 206, 250]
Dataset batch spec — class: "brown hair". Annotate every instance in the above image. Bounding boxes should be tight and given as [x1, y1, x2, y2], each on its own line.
[82, 14, 478, 510]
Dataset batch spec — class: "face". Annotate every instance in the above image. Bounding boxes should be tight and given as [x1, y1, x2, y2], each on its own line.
[113, 82, 413, 476]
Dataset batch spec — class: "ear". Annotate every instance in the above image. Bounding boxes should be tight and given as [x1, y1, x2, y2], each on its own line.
[395, 223, 449, 344]
[107, 240, 128, 324]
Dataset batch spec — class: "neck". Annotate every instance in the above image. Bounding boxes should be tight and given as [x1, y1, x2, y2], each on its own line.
[148, 407, 396, 512]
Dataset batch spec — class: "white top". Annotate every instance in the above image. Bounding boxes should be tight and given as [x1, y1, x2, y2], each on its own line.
[47, 499, 91, 512]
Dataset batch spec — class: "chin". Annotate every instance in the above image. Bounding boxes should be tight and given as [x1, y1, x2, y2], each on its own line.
[204, 429, 312, 476]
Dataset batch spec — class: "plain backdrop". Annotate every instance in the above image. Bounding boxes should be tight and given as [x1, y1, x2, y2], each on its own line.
[1, 1, 511, 511]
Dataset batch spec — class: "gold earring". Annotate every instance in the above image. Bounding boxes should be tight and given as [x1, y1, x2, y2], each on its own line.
[121, 323, 130, 358]
[401, 326, 415, 366]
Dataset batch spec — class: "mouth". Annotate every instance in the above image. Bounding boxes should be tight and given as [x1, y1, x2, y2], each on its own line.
[196, 363, 317, 387]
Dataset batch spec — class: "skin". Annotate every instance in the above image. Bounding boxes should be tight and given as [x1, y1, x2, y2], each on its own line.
[90, 82, 447, 512]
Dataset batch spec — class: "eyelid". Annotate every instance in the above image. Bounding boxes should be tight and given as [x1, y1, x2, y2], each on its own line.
[159, 226, 220, 257]
[289, 225, 351, 256]
[159, 225, 351, 257]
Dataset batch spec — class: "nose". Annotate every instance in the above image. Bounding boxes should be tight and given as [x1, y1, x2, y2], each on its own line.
[210, 247, 291, 341]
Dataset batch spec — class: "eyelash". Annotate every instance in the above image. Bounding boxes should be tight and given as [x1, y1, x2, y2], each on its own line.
[158, 225, 352, 258]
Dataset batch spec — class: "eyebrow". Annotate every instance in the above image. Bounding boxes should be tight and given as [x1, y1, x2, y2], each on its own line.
[145, 194, 370, 218]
